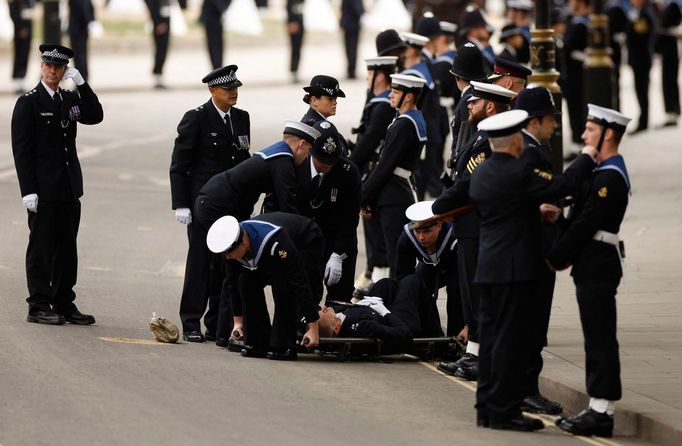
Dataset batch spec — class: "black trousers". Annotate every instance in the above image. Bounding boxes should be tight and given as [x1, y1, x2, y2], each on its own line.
[375, 204, 410, 277]
[524, 265, 556, 396]
[9, 5, 32, 80]
[574, 276, 622, 400]
[362, 214, 388, 271]
[414, 261, 464, 337]
[565, 73, 586, 144]
[660, 36, 680, 116]
[201, 2, 226, 69]
[147, 1, 170, 75]
[457, 237, 481, 343]
[631, 62, 651, 129]
[25, 201, 81, 313]
[324, 250, 358, 302]
[69, 26, 89, 80]
[289, 20, 304, 73]
[342, 25, 360, 77]
[477, 282, 532, 423]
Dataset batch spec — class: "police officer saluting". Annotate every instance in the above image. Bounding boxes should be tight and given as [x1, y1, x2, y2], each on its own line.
[207, 213, 324, 360]
[549, 105, 632, 438]
[361, 74, 427, 277]
[301, 75, 346, 126]
[11, 44, 103, 325]
[170, 65, 251, 343]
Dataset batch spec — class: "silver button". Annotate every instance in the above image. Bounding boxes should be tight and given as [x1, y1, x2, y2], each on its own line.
[63, 133, 67, 137]
[64, 148, 68, 152]
[66, 162, 69, 166]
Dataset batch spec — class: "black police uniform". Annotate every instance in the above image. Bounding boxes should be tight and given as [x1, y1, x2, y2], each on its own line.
[351, 89, 396, 274]
[8, 0, 34, 83]
[433, 128, 490, 346]
[548, 155, 630, 402]
[657, 1, 682, 121]
[200, 0, 230, 69]
[470, 152, 596, 425]
[395, 222, 462, 336]
[340, 0, 364, 78]
[287, 0, 304, 76]
[448, 85, 474, 180]
[361, 109, 426, 275]
[626, 4, 656, 131]
[301, 107, 326, 126]
[170, 98, 251, 334]
[227, 212, 323, 351]
[564, 14, 589, 144]
[11, 74, 103, 315]
[68, 0, 95, 80]
[144, 0, 171, 76]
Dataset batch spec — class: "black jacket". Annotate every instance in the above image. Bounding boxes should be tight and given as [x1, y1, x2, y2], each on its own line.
[337, 306, 412, 354]
[626, 4, 657, 66]
[470, 152, 596, 284]
[350, 91, 396, 173]
[11, 81, 103, 202]
[170, 100, 250, 209]
[340, 0, 363, 29]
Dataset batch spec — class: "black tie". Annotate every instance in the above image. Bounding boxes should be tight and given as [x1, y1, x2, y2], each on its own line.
[224, 114, 233, 138]
[311, 174, 321, 196]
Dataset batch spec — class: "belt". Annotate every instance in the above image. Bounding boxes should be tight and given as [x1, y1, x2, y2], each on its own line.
[592, 230, 619, 246]
[393, 167, 411, 179]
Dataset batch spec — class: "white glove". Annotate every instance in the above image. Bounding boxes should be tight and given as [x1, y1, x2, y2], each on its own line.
[175, 208, 192, 225]
[356, 296, 383, 306]
[369, 301, 391, 317]
[22, 194, 38, 213]
[64, 67, 85, 86]
[324, 252, 344, 286]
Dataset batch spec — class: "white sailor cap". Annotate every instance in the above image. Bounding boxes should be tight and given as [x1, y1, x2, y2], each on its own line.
[283, 120, 321, 145]
[405, 201, 439, 229]
[390, 74, 427, 90]
[587, 103, 632, 132]
[439, 21, 458, 34]
[207, 216, 242, 254]
[507, 0, 534, 11]
[468, 80, 517, 104]
[365, 56, 399, 69]
[400, 32, 430, 47]
[478, 109, 529, 137]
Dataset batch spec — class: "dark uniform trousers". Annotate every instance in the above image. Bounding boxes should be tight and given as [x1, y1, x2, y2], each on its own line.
[564, 16, 588, 144]
[145, 0, 171, 75]
[12, 82, 103, 313]
[9, 0, 33, 80]
[287, 0, 304, 74]
[340, 0, 363, 78]
[414, 262, 462, 337]
[627, 6, 656, 129]
[69, 0, 95, 80]
[200, 0, 230, 69]
[659, 34, 680, 116]
[456, 237, 481, 342]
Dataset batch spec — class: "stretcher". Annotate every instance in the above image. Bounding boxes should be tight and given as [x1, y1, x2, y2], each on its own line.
[303, 336, 465, 362]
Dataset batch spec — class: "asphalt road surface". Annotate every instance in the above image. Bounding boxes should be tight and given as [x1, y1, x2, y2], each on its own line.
[0, 83, 654, 446]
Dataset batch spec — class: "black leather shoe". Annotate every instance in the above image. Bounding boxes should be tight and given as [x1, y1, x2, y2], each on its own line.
[204, 331, 217, 342]
[490, 414, 545, 432]
[521, 394, 563, 415]
[477, 412, 490, 428]
[215, 337, 227, 347]
[437, 360, 460, 375]
[240, 345, 268, 358]
[27, 309, 65, 325]
[555, 408, 613, 438]
[57, 309, 96, 325]
[226, 338, 244, 352]
[628, 126, 647, 135]
[182, 331, 205, 343]
[267, 348, 298, 361]
[455, 363, 478, 381]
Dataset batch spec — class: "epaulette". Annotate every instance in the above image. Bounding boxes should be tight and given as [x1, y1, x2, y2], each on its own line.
[24, 89, 37, 97]
[194, 105, 205, 112]
[341, 161, 351, 171]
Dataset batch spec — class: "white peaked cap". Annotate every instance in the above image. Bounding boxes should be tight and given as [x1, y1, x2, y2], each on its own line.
[207, 216, 241, 254]
[405, 200, 436, 222]
[400, 32, 430, 46]
[390, 74, 427, 89]
[478, 110, 529, 137]
[587, 104, 632, 130]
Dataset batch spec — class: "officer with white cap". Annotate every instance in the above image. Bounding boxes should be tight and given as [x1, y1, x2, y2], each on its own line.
[548, 104, 632, 438]
[400, 31, 446, 199]
[351, 56, 398, 293]
[182, 120, 319, 343]
[11, 43, 103, 326]
[469, 110, 598, 432]
[434, 81, 516, 381]
[394, 201, 463, 337]
[207, 212, 325, 360]
[362, 74, 427, 277]
[170, 65, 251, 344]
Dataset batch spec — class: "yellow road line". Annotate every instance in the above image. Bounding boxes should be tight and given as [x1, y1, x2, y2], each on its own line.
[99, 336, 175, 345]
[418, 361, 622, 446]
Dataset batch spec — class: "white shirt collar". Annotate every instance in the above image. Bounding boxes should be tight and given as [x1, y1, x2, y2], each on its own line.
[309, 156, 324, 180]
[337, 312, 346, 324]
[522, 128, 541, 145]
[212, 99, 231, 121]
[502, 43, 517, 57]
[41, 80, 57, 98]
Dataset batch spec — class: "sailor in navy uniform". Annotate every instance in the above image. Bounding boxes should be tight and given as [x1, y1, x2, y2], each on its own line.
[432, 21, 461, 113]
[301, 75, 346, 126]
[446, 43, 489, 184]
[207, 213, 324, 360]
[434, 81, 516, 381]
[265, 121, 361, 302]
[144, 0, 172, 88]
[170, 65, 251, 343]
[188, 121, 319, 343]
[487, 56, 531, 94]
[394, 201, 463, 337]
[469, 110, 597, 432]
[513, 87, 564, 416]
[350, 56, 398, 290]
[550, 105, 632, 438]
[11, 44, 103, 326]
[9, 0, 35, 93]
[361, 74, 427, 277]
[400, 32, 444, 199]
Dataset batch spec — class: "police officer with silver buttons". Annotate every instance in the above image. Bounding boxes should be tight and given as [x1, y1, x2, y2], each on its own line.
[170, 65, 251, 343]
[11, 44, 103, 325]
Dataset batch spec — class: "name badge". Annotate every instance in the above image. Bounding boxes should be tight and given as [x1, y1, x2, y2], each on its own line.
[238, 135, 250, 150]
[210, 132, 218, 136]
[40, 112, 54, 116]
